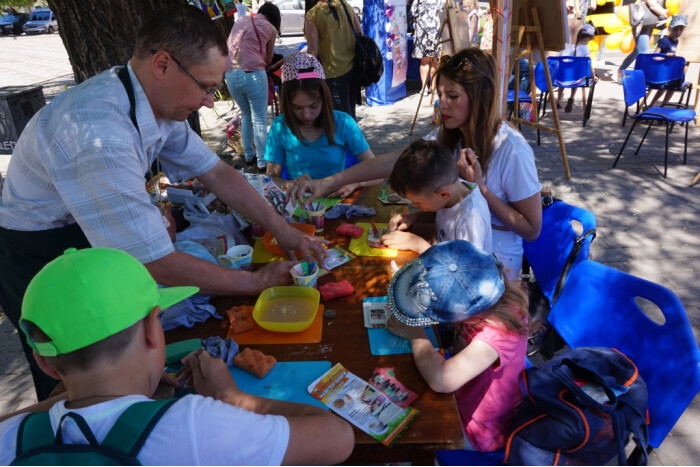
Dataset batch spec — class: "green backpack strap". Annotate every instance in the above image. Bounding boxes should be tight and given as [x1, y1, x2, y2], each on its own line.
[16, 412, 54, 455]
[101, 398, 178, 457]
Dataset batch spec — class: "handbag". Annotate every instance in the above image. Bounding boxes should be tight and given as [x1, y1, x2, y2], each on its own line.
[339, 0, 383, 87]
[629, 1, 660, 28]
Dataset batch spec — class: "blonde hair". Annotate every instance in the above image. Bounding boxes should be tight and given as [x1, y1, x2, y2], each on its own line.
[459, 280, 530, 336]
[436, 48, 501, 176]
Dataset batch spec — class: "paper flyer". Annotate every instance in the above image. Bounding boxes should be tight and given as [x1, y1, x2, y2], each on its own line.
[308, 363, 421, 447]
[363, 296, 391, 328]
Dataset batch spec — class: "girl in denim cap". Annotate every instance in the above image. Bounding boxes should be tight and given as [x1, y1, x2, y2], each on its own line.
[386, 240, 529, 452]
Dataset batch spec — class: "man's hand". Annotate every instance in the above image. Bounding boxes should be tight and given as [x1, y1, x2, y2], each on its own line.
[287, 175, 334, 206]
[456, 148, 484, 187]
[253, 261, 298, 289]
[380, 230, 431, 254]
[386, 315, 427, 341]
[178, 348, 240, 400]
[276, 223, 328, 264]
[388, 212, 415, 232]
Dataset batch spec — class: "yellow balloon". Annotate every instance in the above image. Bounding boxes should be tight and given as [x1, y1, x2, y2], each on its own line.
[667, 0, 681, 15]
[606, 31, 624, 50]
[597, 0, 606, 5]
[616, 5, 630, 24]
[588, 39, 599, 53]
[621, 32, 635, 54]
[615, 0, 622, 6]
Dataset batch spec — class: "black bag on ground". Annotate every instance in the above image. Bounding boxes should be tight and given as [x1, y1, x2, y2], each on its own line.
[340, 1, 383, 87]
[505, 347, 650, 466]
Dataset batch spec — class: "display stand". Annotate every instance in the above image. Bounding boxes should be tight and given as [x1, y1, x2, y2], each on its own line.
[509, 1, 571, 180]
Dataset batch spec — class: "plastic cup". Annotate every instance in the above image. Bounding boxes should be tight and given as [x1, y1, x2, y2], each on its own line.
[290, 262, 319, 288]
[305, 203, 326, 233]
[226, 245, 254, 271]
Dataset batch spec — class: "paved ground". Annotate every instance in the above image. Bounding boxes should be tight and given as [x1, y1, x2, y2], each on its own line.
[1, 33, 699, 464]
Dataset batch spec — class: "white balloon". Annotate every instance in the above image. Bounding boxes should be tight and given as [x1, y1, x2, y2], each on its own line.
[386, 52, 393, 61]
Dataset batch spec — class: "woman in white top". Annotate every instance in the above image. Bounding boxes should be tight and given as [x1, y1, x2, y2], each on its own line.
[288, 49, 542, 280]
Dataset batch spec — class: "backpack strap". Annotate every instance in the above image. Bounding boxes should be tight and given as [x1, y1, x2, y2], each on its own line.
[101, 398, 178, 458]
[551, 227, 597, 304]
[15, 412, 54, 455]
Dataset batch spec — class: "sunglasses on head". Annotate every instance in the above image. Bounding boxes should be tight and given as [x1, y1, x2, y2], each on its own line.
[442, 54, 488, 76]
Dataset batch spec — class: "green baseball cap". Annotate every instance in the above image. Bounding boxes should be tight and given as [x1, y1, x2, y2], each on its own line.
[20, 247, 199, 357]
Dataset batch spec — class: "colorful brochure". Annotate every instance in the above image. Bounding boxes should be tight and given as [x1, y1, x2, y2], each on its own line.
[308, 363, 421, 447]
[363, 296, 391, 328]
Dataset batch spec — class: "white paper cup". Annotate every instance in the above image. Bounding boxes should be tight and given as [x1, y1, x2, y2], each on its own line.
[226, 244, 254, 271]
[305, 203, 326, 233]
[290, 262, 319, 288]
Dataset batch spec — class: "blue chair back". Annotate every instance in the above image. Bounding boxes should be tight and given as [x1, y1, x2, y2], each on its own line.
[548, 56, 591, 86]
[548, 260, 700, 448]
[523, 200, 596, 306]
[634, 53, 686, 86]
[534, 60, 559, 92]
[622, 70, 647, 106]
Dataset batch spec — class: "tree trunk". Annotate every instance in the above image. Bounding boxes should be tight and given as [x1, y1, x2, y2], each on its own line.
[46, 0, 233, 84]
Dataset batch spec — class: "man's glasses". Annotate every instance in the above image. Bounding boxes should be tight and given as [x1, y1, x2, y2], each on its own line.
[152, 49, 223, 97]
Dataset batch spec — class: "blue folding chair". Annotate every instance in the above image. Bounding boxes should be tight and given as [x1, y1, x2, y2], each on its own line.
[634, 53, 691, 109]
[547, 260, 700, 452]
[533, 59, 559, 120]
[522, 198, 596, 308]
[613, 70, 695, 178]
[548, 56, 596, 127]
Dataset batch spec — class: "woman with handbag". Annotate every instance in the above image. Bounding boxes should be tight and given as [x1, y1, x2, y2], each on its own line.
[224, 2, 281, 172]
[617, 0, 669, 80]
[305, 0, 362, 120]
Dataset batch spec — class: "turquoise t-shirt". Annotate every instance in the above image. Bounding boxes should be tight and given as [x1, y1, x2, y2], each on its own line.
[264, 110, 370, 180]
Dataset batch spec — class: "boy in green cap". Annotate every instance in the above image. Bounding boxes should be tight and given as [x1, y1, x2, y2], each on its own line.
[0, 247, 353, 465]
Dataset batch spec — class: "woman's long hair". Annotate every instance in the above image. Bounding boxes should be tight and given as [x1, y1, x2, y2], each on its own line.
[459, 280, 530, 337]
[279, 78, 336, 146]
[436, 48, 501, 175]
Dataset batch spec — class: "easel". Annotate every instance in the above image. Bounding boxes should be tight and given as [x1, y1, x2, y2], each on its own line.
[408, 0, 458, 136]
[509, 1, 571, 179]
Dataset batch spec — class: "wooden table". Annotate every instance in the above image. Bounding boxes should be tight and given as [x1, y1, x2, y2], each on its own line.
[165, 186, 465, 464]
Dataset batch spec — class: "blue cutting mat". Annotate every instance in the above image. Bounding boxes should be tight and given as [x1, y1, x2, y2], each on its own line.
[230, 361, 330, 410]
[367, 327, 440, 355]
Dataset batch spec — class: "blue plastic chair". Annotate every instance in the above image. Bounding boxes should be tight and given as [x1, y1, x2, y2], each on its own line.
[547, 260, 700, 450]
[613, 70, 695, 178]
[634, 53, 691, 108]
[506, 89, 533, 130]
[523, 198, 596, 308]
[533, 59, 559, 119]
[548, 56, 596, 127]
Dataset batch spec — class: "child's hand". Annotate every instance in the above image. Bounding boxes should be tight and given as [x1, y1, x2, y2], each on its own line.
[386, 315, 427, 342]
[179, 348, 240, 400]
[380, 230, 431, 254]
[388, 212, 413, 232]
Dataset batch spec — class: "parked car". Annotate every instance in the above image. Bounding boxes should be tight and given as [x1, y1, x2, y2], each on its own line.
[23, 8, 58, 35]
[0, 12, 23, 35]
[273, 0, 305, 36]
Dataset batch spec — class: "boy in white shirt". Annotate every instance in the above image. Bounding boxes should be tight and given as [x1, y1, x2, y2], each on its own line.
[0, 247, 353, 465]
[380, 140, 492, 254]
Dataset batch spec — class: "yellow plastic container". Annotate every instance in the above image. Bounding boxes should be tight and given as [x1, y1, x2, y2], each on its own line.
[253, 286, 320, 332]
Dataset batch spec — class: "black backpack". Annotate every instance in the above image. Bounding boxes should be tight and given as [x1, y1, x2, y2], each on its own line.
[340, 1, 384, 87]
[505, 347, 650, 466]
[11, 398, 177, 466]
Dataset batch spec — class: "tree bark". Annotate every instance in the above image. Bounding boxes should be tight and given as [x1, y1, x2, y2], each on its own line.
[46, 0, 233, 84]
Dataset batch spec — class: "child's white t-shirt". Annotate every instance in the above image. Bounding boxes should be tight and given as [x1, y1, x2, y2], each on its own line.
[0, 394, 290, 465]
[560, 44, 591, 57]
[436, 183, 492, 253]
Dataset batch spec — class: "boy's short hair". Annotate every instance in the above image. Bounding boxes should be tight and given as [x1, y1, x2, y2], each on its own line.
[389, 140, 458, 196]
[20, 247, 198, 359]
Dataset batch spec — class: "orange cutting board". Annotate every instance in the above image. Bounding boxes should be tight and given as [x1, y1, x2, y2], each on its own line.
[227, 305, 324, 344]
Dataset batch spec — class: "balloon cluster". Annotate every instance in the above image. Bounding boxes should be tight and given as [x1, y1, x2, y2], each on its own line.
[586, 0, 682, 54]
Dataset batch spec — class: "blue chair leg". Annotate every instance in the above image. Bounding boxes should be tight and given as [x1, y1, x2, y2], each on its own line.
[635, 121, 654, 155]
[614, 119, 640, 168]
[664, 121, 670, 178]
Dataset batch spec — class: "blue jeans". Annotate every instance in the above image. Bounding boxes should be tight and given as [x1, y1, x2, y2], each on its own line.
[225, 69, 268, 169]
[619, 25, 653, 72]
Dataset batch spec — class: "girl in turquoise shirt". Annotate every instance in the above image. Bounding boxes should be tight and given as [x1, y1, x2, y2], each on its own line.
[264, 53, 382, 197]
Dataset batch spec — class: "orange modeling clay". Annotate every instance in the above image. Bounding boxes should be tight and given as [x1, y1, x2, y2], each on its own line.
[226, 306, 254, 334]
[234, 348, 277, 378]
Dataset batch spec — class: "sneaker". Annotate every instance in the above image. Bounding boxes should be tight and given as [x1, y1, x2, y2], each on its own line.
[257, 166, 267, 174]
[245, 156, 257, 166]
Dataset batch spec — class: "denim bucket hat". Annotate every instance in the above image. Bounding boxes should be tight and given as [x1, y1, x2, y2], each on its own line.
[387, 240, 505, 327]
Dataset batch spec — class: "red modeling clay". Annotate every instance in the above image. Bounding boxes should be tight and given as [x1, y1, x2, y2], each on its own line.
[319, 280, 355, 300]
[336, 223, 365, 238]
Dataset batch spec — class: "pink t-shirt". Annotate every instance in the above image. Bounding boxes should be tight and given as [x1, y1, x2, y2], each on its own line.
[455, 321, 527, 451]
[225, 15, 273, 72]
